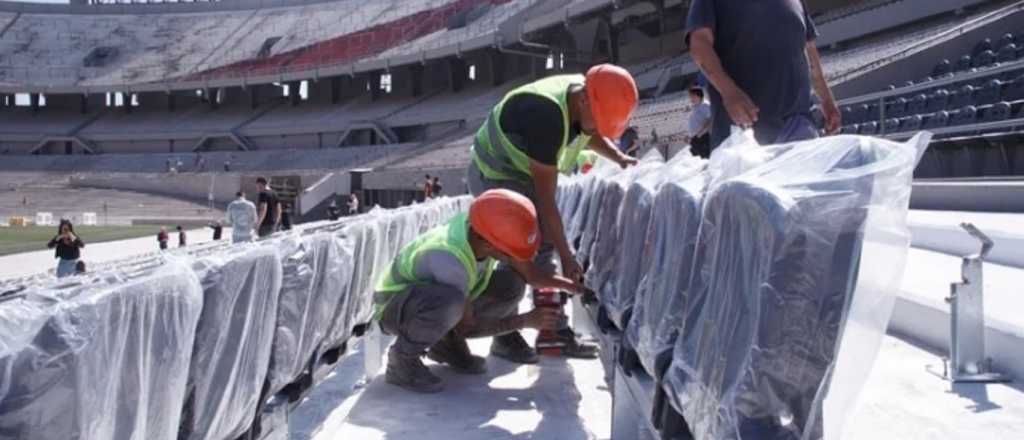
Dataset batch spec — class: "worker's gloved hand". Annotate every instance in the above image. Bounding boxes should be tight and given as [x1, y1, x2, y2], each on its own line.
[525, 307, 561, 331]
[560, 255, 584, 283]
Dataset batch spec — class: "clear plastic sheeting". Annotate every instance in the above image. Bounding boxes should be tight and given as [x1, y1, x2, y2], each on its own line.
[267, 233, 354, 394]
[180, 246, 284, 440]
[0, 261, 203, 440]
[663, 133, 930, 440]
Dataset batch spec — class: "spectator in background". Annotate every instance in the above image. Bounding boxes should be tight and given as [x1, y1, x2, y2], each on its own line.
[223, 160, 231, 172]
[208, 221, 223, 241]
[227, 191, 258, 243]
[177, 225, 187, 247]
[48, 220, 84, 278]
[327, 199, 342, 221]
[256, 177, 282, 238]
[280, 204, 293, 231]
[619, 126, 640, 157]
[686, 87, 712, 158]
[158, 227, 169, 250]
[423, 174, 433, 199]
[431, 176, 443, 198]
[685, 0, 840, 150]
[348, 193, 360, 215]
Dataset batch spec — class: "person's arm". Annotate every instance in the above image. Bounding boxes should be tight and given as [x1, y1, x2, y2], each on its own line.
[257, 202, 267, 226]
[697, 116, 712, 137]
[588, 135, 637, 168]
[507, 258, 584, 293]
[806, 42, 841, 134]
[688, 28, 759, 128]
[47, 236, 59, 248]
[529, 161, 582, 281]
[455, 306, 560, 339]
[275, 202, 282, 226]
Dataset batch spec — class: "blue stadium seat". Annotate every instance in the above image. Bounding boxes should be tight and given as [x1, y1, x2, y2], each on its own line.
[925, 110, 950, 128]
[973, 38, 993, 56]
[908, 93, 928, 114]
[883, 118, 900, 132]
[956, 55, 973, 72]
[1007, 76, 1024, 100]
[841, 106, 855, 124]
[973, 50, 996, 68]
[976, 79, 1004, 105]
[866, 102, 880, 121]
[926, 89, 950, 112]
[982, 101, 1012, 122]
[841, 124, 859, 134]
[998, 33, 1016, 51]
[998, 44, 1018, 63]
[885, 97, 907, 118]
[859, 121, 878, 135]
[900, 115, 923, 131]
[950, 85, 976, 108]
[903, 80, 915, 88]
[951, 105, 978, 126]
[932, 59, 951, 77]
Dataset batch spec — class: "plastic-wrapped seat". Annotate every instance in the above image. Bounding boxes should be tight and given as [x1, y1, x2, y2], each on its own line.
[0, 261, 203, 440]
[955, 54, 973, 72]
[998, 44, 1018, 63]
[900, 115, 923, 131]
[884, 97, 907, 118]
[661, 132, 929, 440]
[998, 33, 1016, 51]
[266, 233, 354, 395]
[625, 167, 706, 380]
[951, 105, 979, 126]
[858, 121, 878, 135]
[180, 246, 283, 440]
[883, 117, 900, 132]
[925, 110, 950, 128]
[907, 93, 928, 114]
[982, 101, 1012, 122]
[950, 85, 976, 108]
[926, 88, 950, 112]
[973, 38, 993, 56]
[840, 124, 858, 134]
[976, 79, 1004, 105]
[973, 49, 996, 68]
[1006, 76, 1024, 101]
[931, 59, 951, 77]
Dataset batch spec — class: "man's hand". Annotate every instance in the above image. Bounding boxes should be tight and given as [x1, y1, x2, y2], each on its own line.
[617, 155, 639, 169]
[822, 99, 842, 134]
[561, 254, 584, 283]
[721, 87, 759, 128]
[525, 307, 561, 330]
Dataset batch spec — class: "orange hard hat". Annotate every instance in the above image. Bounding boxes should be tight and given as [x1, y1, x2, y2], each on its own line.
[585, 63, 639, 139]
[469, 189, 540, 261]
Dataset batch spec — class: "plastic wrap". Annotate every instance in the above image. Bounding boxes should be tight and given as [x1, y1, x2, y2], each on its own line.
[266, 232, 353, 394]
[663, 133, 930, 440]
[340, 217, 386, 331]
[0, 261, 203, 440]
[180, 246, 283, 440]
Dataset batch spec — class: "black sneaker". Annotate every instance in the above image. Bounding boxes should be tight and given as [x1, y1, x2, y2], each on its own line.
[490, 331, 540, 364]
[385, 348, 444, 393]
[427, 332, 487, 375]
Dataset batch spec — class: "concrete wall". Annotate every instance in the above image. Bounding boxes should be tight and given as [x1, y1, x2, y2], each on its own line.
[70, 172, 245, 206]
[363, 167, 468, 195]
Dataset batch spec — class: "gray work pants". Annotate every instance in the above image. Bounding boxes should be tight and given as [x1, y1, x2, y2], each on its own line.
[377, 266, 526, 357]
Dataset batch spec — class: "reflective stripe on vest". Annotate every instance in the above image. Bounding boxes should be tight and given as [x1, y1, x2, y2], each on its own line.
[374, 213, 497, 318]
[471, 75, 591, 182]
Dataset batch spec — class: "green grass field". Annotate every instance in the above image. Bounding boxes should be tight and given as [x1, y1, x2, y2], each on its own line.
[0, 225, 160, 257]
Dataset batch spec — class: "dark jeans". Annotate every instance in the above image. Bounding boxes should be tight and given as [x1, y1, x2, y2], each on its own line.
[691, 133, 711, 158]
[258, 223, 277, 238]
[377, 266, 526, 357]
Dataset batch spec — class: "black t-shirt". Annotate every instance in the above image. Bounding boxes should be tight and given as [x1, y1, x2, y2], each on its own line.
[499, 94, 582, 166]
[685, 0, 818, 147]
[257, 190, 279, 227]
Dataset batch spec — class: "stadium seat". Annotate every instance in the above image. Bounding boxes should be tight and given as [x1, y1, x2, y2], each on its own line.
[950, 85, 976, 108]
[973, 50, 997, 68]
[866, 102, 880, 121]
[908, 93, 928, 114]
[956, 55, 973, 72]
[973, 38, 993, 56]
[932, 59, 951, 77]
[925, 110, 950, 128]
[859, 121, 878, 135]
[841, 124, 859, 134]
[977, 79, 1004, 105]
[1007, 76, 1024, 100]
[884, 118, 900, 132]
[887, 97, 908, 118]
[903, 80, 915, 88]
[926, 89, 950, 112]
[857, 103, 872, 123]
[982, 101, 1012, 122]
[841, 106, 855, 124]
[998, 44, 1018, 63]
[900, 115, 923, 131]
[998, 33, 1017, 51]
[951, 105, 979, 126]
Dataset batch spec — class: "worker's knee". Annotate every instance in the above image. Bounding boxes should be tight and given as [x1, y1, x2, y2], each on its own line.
[410, 284, 466, 329]
[485, 266, 527, 305]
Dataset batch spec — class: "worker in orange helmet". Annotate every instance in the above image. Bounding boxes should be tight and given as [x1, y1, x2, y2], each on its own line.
[467, 63, 639, 360]
[374, 189, 585, 393]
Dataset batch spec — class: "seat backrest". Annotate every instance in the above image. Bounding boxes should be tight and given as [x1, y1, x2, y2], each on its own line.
[998, 44, 1018, 63]
[926, 110, 950, 128]
[908, 93, 928, 114]
[998, 33, 1016, 50]
[1007, 76, 1024, 100]
[950, 85, 976, 107]
[973, 37, 993, 56]
[977, 79, 1003, 105]
[932, 59, 951, 77]
[956, 54, 973, 71]
[901, 115, 923, 131]
[884, 117, 900, 132]
[859, 121, 878, 134]
[926, 89, 950, 112]
[983, 101, 1011, 122]
[974, 50, 996, 67]
[951, 105, 978, 126]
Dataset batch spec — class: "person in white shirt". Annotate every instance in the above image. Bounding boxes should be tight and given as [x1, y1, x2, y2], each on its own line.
[226, 191, 258, 243]
[348, 193, 360, 216]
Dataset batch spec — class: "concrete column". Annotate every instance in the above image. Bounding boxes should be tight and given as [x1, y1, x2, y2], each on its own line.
[369, 73, 382, 101]
[409, 64, 425, 97]
[308, 78, 337, 105]
[221, 86, 246, 108]
[29, 93, 40, 112]
[448, 58, 468, 92]
[487, 51, 505, 86]
[287, 81, 301, 106]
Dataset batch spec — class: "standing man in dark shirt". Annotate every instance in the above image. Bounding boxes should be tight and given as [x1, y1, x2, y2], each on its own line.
[686, 0, 840, 149]
[431, 177, 443, 198]
[176, 225, 187, 248]
[256, 177, 282, 238]
[468, 64, 639, 360]
[208, 221, 223, 240]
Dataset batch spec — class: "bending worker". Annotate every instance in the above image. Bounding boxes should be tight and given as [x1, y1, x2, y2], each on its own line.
[467, 63, 639, 358]
[374, 189, 584, 393]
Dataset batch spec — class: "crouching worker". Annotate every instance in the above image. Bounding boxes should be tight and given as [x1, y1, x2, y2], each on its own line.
[374, 189, 584, 393]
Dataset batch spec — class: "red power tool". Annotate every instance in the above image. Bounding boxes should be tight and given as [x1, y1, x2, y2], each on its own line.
[533, 287, 568, 356]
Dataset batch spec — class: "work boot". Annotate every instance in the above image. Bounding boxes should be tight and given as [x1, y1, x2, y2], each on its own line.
[556, 328, 599, 359]
[428, 332, 487, 375]
[490, 331, 540, 364]
[385, 349, 443, 393]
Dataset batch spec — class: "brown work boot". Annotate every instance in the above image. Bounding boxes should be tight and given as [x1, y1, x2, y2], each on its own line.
[556, 328, 599, 359]
[385, 348, 443, 393]
[491, 331, 540, 364]
[427, 332, 487, 375]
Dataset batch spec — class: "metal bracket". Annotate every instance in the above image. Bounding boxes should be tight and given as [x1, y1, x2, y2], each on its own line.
[942, 223, 1010, 383]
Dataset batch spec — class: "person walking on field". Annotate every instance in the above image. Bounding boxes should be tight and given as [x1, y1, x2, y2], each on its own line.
[48, 220, 84, 278]
[375, 190, 585, 393]
[466, 63, 640, 358]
